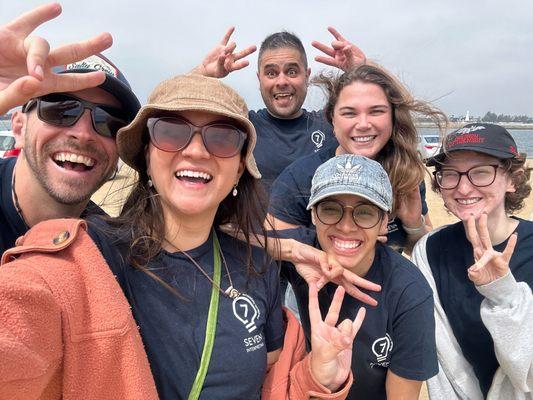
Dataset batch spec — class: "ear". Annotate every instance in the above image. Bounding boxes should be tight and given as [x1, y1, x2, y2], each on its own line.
[506, 173, 517, 193]
[306, 67, 311, 80]
[237, 157, 246, 179]
[311, 208, 317, 226]
[144, 144, 151, 175]
[11, 111, 26, 149]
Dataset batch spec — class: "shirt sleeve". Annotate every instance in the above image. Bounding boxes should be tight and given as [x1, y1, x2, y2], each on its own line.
[268, 164, 312, 227]
[389, 291, 439, 381]
[264, 260, 285, 352]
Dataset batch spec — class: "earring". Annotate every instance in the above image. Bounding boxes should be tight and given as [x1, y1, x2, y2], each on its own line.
[148, 177, 153, 188]
[232, 184, 238, 197]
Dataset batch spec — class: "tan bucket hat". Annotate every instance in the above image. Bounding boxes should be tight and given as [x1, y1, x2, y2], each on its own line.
[116, 74, 261, 179]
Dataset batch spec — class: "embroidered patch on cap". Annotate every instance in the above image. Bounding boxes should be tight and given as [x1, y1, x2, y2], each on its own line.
[65, 55, 118, 78]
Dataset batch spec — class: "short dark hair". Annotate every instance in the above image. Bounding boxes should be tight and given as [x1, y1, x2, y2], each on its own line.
[258, 31, 307, 69]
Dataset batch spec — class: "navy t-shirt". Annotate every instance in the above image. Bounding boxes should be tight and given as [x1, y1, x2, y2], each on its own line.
[249, 108, 334, 193]
[283, 243, 438, 399]
[0, 157, 104, 255]
[426, 218, 533, 397]
[88, 219, 284, 400]
[268, 144, 429, 250]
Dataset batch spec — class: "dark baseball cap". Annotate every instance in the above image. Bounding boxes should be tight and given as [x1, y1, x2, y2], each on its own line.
[427, 123, 519, 166]
[52, 53, 140, 121]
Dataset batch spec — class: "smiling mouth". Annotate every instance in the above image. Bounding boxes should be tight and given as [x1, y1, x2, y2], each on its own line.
[53, 152, 95, 172]
[175, 169, 213, 184]
[351, 136, 375, 143]
[274, 93, 293, 101]
[333, 237, 363, 250]
[456, 198, 482, 205]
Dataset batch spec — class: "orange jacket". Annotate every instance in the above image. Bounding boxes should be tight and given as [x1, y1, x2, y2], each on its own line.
[0, 219, 352, 399]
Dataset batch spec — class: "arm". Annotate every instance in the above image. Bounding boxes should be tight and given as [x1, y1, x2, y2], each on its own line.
[466, 215, 533, 392]
[0, 3, 113, 115]
[385, 370, 422, 400]
[396, 186, 431, 254]
[0, 262, 63, 399]
[190, 27, 256, 78]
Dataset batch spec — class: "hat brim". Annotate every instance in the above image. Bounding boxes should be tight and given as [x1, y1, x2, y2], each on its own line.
[116, 101, 261, 179]
[426, 146, 516, 166]
[57, 68, 140, 121]
[306, 184, 391, 212]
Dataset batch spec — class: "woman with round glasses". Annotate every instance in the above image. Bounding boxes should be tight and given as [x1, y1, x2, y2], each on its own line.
[412, 123, 533, 399]
[0, 74, 371, 399]
[282, 153, 438, 400]
[268, 64, 447, 253]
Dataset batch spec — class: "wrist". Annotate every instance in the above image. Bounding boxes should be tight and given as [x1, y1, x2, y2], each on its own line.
[403, 215, 426, 235]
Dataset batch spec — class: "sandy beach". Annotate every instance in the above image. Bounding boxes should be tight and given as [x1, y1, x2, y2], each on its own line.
[90, 159, 532, 400]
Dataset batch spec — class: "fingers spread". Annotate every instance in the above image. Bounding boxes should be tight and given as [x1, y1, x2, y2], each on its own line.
[48, 70, 106, 94]
[502, 233, 517, 262]
[47, 32, 113, 66]
[0, 75, 41, 114]
[478, 213, 493, 250]
[327, 26, 346, 41]
[343, 269, 381, 292]
[233, 45, 257, 61]
[5, 2, 62, 37]
[340, 279, 378, 307]
[466, 215, 481, 249]
[308, 283, 322, 326]
[351, 307, 366, 338]
[311, 41, 335, 57]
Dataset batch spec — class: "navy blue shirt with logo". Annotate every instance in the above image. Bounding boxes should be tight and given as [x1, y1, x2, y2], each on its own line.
[0, 157, 104, 255]
[283, 242, 438, 399]
[426, 218, 533, 398]
[268, 144, 429, 250]
[249, 108, 334, 194]
[88, 219, 284, 400]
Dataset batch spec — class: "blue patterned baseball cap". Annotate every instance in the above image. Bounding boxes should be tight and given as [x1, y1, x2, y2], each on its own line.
[307, 154, 393, 212]
[52, 53, 140, 121]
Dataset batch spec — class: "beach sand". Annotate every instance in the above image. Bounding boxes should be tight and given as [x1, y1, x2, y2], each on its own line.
[90, 160, 533, 400]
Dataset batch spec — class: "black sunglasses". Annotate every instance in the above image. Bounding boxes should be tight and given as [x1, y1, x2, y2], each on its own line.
[22, 93, 129, 138]
[147, 117, 247, 158]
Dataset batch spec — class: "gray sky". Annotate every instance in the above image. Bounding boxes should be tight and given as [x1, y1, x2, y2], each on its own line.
[2, 0, 532, 117]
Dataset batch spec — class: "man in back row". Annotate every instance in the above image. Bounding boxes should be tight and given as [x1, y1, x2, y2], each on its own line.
[0, 4, 140, 254]
[194, 27, 365, 192]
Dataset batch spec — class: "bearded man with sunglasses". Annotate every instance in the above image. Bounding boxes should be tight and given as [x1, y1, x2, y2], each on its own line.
[0, 5, 140, 255]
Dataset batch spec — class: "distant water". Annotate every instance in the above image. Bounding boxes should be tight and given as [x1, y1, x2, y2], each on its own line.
[419, 128, 533, 158]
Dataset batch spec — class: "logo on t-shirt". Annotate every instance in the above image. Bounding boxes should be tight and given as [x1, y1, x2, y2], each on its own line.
[370, 333, 393, 368]
[311, 130, 325, 150]
[232, 293, 261, 333]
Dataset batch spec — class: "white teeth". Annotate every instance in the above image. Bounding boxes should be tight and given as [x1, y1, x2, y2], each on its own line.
[274, 93, 292, 100]
[333, 238, 362, 249]
[175, 170, 212, 180]
[351, 136, 374, 143]
[457, 198, 481, 205]
[53, 152, 94, 167]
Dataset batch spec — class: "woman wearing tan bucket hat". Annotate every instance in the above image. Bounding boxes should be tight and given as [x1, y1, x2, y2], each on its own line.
[0, 74, 373, 399]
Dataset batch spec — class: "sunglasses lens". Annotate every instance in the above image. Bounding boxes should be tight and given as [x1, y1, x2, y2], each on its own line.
[39, 96, 82, 126]
[204, 125, 244, 158]
[317, 201, 343, 225]
[149, 118, 192, 151]
[92, 106, 129, 138]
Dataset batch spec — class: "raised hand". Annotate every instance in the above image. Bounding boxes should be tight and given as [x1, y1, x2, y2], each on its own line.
[290, 240, 380, 306]
[193, 27, 256, 78]
[466, 213, 517, 286]
[308, 283, 365, 391]
[0, 3, 113, 115]
[311, 27, 366, 72]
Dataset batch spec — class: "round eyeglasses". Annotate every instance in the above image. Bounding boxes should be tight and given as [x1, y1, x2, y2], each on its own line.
[315, 200, 384, 229]
[433, 164, 501, 190]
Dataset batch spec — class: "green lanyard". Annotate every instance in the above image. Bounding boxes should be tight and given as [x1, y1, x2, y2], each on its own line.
[188, 232, 222, 400]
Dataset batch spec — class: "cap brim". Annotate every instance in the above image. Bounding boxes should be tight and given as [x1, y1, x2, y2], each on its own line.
[307, 185, 390, 212]
[427, 146, 516, 166]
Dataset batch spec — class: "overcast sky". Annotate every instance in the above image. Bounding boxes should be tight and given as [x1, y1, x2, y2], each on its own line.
[2, 0, 532, 117]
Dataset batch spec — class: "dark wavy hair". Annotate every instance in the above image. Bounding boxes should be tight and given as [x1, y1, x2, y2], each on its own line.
[313, 64, 447, 214]
[432, 153, 532, 214]
[105, 126, 272, 295]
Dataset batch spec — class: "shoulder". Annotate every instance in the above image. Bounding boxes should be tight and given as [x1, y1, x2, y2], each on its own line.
[426, 221, 464, 247]
[377, 244, 433, 299]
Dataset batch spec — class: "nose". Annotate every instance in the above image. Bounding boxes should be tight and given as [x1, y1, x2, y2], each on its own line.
[180, 130, 210, 159]
[455, 173, 473, 194]
[336, 209, 358, 233]
[275, 72, 289, 87]
[67, 110, 98, 143]
[355, 113, 371, 130]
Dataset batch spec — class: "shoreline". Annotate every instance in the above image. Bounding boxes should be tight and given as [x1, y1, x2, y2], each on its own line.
[416, 121, 533, 130]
